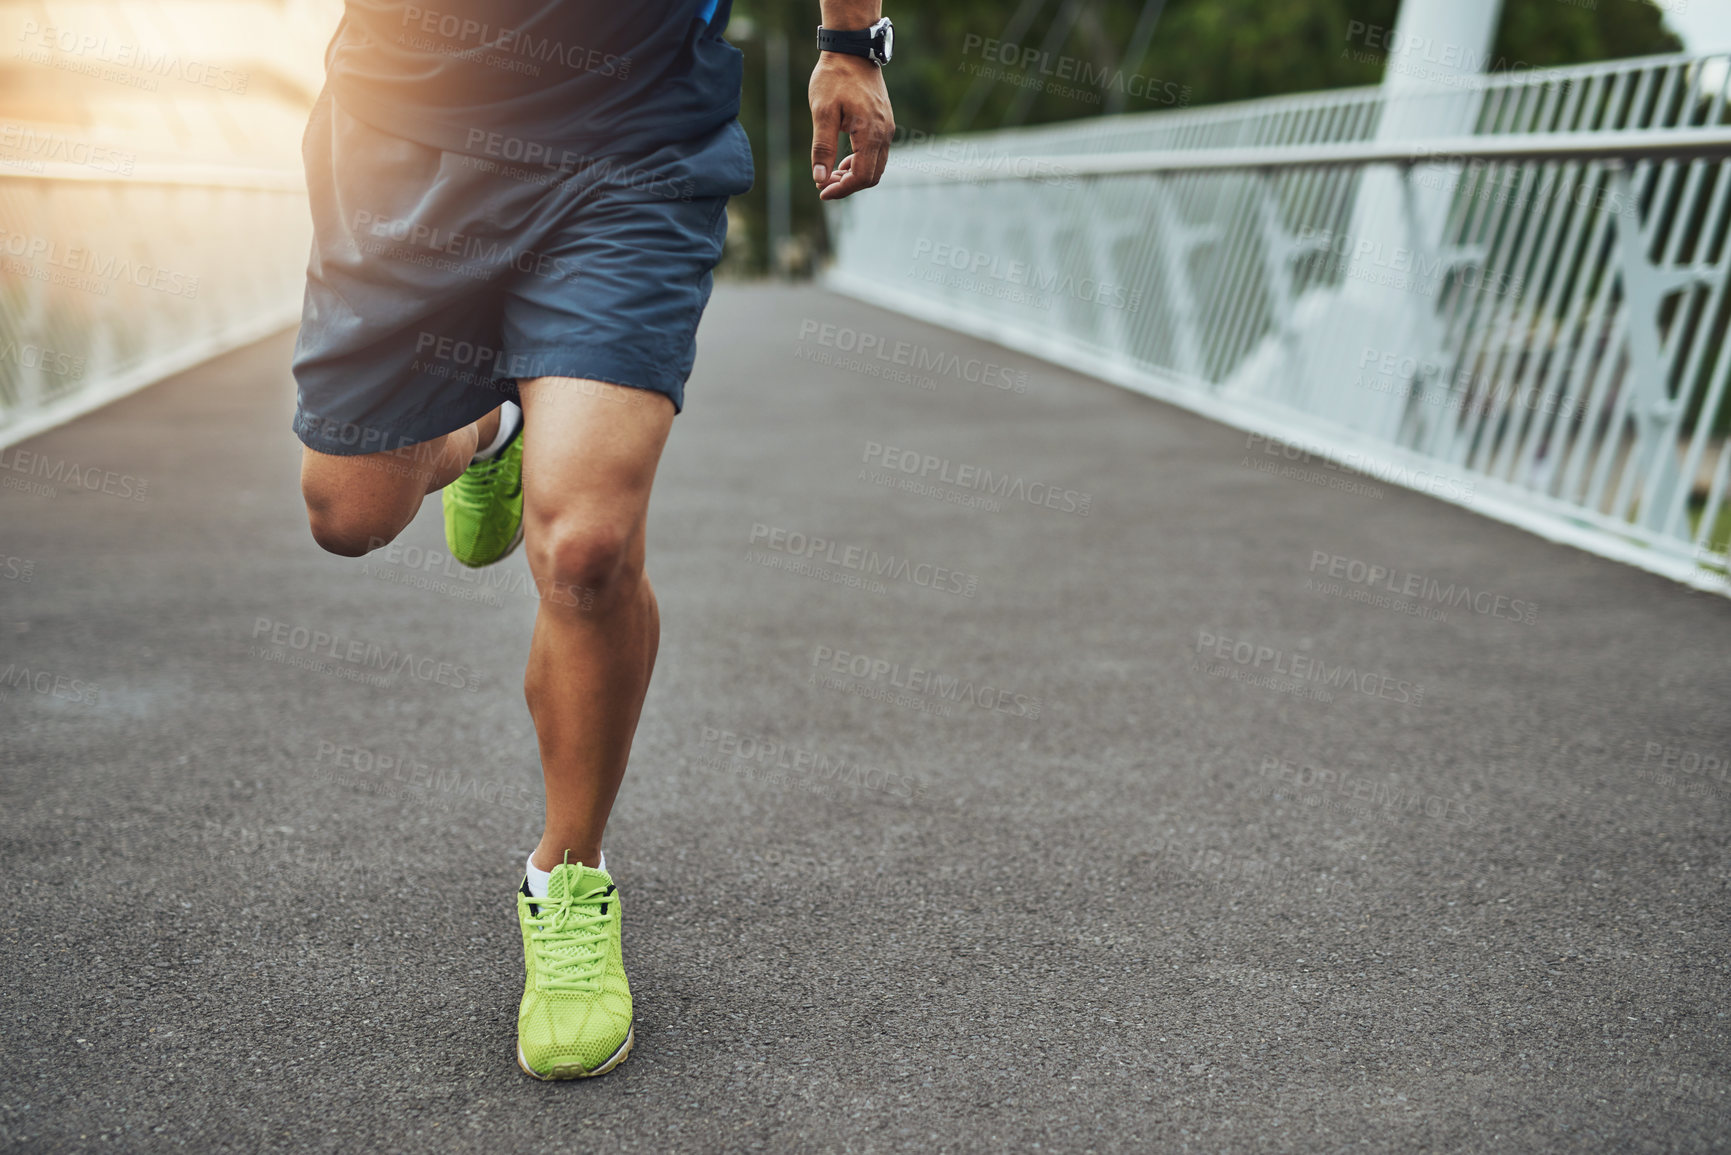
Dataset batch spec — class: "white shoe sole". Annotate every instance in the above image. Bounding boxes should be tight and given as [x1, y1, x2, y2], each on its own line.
[517, 1022, 633, 1081]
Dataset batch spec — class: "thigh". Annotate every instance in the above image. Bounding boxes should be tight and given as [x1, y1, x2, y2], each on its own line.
[497, 120, 754, 416]
[516, 376, 676, 556]
[299, 434, 459, 534]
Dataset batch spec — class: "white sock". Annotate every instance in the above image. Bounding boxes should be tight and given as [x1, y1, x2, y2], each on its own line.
[472, 401, 522, 463]
[524, 849, 606, 899]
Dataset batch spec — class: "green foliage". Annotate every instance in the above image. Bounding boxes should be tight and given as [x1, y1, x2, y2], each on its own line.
[1146, 0, 1394, 109]
[723, 0, 1685, 273]
[1496, 0, 1680, 70]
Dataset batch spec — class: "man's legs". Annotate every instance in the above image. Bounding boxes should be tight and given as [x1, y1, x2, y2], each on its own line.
[515, 376, 674, 872]
[295, 380, 660, 1080]
[296, 376, 668, 862]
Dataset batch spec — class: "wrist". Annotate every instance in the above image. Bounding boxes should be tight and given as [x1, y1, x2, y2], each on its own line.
[815, 49, 875, 71]
[819, 1, 881, 31]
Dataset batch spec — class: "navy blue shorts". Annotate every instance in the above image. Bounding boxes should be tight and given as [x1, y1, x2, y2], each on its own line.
[291, 95, 753, 456]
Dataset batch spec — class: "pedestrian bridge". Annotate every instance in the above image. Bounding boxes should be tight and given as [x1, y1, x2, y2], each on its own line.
[4, 44, 1731, 1155]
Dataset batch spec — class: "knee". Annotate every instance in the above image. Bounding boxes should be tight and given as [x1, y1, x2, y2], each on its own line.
[529, 517, 639, 608]
[307, 510, 391, 557]
[302, 489, 396, 558]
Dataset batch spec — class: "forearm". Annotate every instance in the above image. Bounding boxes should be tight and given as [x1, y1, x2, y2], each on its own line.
[809, 0, 893, 197]
[819, 0, 881, 28]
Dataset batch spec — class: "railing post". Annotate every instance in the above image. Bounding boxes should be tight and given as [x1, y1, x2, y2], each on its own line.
[1248, 170, 1328, 397]
[1080, 181, 1136, 368]
[1149, 177, 1208, 382]
[1608, 168, 1716, 532]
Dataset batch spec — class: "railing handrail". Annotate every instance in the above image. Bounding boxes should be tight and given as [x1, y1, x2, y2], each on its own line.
[938, 50, 1729, 152]
[0, 162, 304, 191]
[891, 126, 1731, 184]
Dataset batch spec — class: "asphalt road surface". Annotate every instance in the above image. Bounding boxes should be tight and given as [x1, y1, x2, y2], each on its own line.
[4, 283, 1730, 1153]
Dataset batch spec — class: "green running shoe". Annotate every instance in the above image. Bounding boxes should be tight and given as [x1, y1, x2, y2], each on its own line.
[442, 427, 524, 568]
[516, 859, 634, 1080]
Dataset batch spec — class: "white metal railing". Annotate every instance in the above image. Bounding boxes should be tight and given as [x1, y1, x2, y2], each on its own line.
[0, 164, 308, 446]
[827, 52, 1731, 593]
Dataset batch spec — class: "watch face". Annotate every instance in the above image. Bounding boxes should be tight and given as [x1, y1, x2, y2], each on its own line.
[874, 19, 893, 64]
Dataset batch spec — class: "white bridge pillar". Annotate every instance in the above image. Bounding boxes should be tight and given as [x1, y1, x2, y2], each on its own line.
[1305, 0, 1506, 436]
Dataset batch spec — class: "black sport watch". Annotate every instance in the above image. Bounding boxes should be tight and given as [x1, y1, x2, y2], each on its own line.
[816, 17, 893, 67]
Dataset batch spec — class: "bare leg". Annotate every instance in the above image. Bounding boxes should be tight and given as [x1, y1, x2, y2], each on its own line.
[299, 407, 501, 555]
[515, 378, 673, 871]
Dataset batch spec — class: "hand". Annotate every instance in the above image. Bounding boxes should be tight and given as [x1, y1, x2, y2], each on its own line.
[809, 51, 893, 200]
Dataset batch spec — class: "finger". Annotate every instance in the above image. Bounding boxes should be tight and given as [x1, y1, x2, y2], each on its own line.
[820, 132, 890, 200]
[850, 123, 890, 190]
[817, 160, 852, 199]
[811, 101, 840, 187]
[815, 154, 853, 199]
[819, 157, 873, 200]
[867, 118, 894, 187]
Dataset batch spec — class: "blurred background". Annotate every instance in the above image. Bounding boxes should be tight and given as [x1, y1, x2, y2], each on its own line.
[1, 0, 338, 173]
[2, 0, 1728, 574]
[0, 0, 1709, 275]
[0, 0, 340, 446]
[724, 0, 1693, 276]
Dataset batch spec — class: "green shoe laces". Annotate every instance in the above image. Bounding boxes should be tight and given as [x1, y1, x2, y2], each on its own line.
[451, 450, 517, 513]
[527, 877, 614, 994]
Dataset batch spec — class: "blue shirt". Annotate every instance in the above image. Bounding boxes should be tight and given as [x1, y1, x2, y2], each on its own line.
[326, 0, 742, 161]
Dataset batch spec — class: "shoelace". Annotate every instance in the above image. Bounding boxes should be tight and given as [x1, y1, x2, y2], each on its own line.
[528, 882, 613, 993]
[454, 452, 511, 511]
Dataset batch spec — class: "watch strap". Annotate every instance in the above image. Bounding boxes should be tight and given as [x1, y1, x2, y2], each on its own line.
[816, 26, 874, 57]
